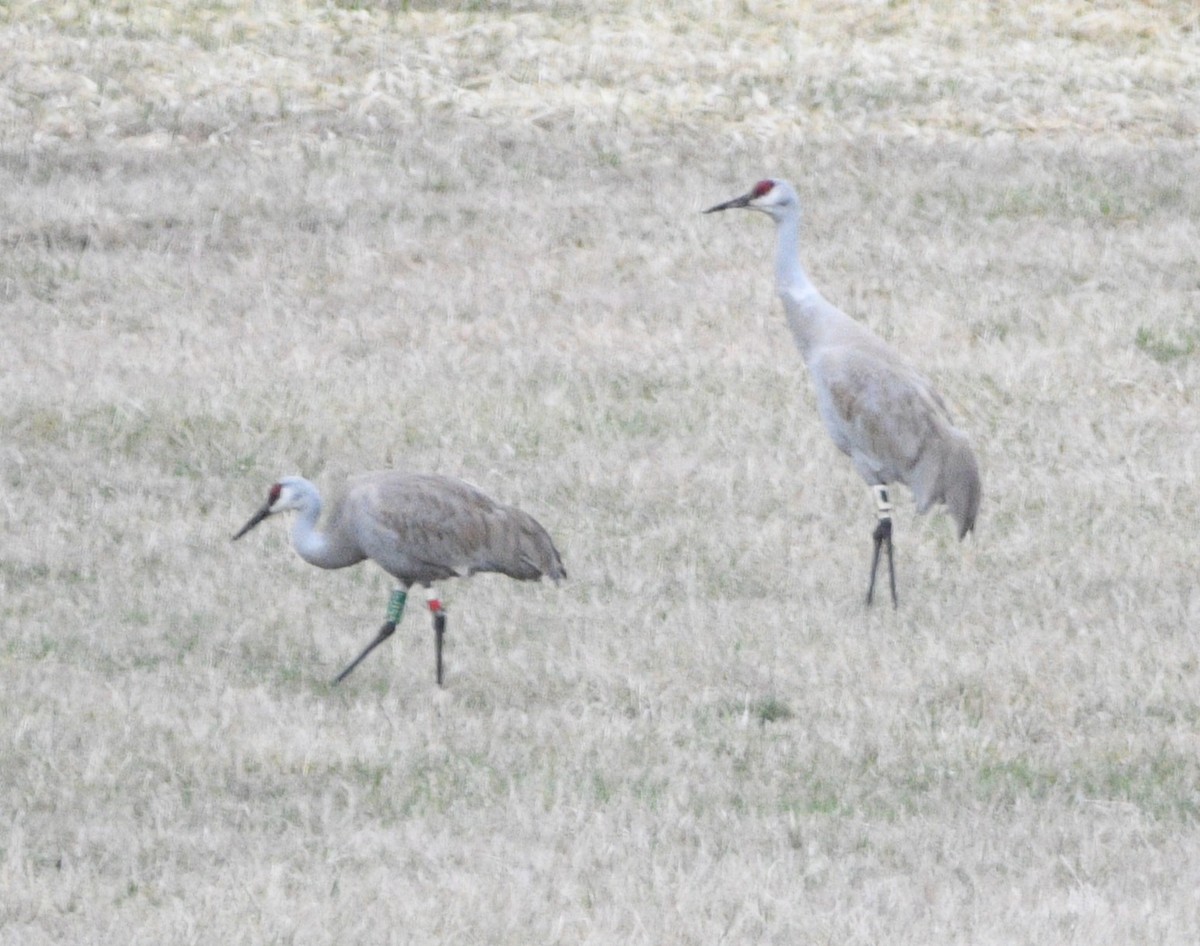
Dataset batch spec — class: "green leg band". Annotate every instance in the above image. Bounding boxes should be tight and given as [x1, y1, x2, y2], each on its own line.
[386, 589, 408, 624]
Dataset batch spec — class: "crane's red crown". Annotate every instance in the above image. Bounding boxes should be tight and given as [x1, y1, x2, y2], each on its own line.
[269, 483, 282, 504]
[752, 180, 775, 198]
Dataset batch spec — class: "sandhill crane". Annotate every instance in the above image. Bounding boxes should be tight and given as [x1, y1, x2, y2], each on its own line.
[232, 471, 566, 685]
[704, 179, 980, 606]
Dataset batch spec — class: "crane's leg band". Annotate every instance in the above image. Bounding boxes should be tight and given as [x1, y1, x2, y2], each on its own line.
[386, 588, 408, 623]
[872, 485, 893, 521]
[425, 587, 443, 614]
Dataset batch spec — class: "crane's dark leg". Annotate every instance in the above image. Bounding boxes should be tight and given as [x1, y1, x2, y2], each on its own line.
[332, 587, 408, 684]
[425, 587, 447, 687]
[866, 486, 898, 608]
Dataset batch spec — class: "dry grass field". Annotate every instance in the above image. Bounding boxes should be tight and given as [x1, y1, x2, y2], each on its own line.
[3, 0, 1200, 942]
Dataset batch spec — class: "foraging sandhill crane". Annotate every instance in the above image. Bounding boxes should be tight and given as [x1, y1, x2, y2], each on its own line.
[232, 471, 566, 685]
[704, 178, 980, 606]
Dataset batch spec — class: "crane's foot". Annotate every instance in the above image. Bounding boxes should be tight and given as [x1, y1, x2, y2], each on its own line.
[426, 588, 447, 687]
[866, 487, 899, 608]
[331, 588, 408, 685]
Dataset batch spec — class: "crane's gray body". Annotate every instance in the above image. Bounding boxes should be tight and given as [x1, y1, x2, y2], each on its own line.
[707, 178, 981, 540]
[273, 471, 566, 587]
[784, 284, 981, 538]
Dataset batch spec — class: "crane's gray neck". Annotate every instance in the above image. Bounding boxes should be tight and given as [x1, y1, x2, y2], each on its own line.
[283, 496, 344, 571]
[288, 495, 329, 565]
[772, 206, 832, 362]
[285, 483, 364, 570]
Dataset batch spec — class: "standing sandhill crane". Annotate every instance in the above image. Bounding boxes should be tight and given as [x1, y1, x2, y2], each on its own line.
[232, 471, 566, 685]
[704, 179, 980, 606]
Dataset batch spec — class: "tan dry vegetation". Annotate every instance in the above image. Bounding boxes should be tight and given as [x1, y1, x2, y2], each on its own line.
[2, 0, 1199, 943]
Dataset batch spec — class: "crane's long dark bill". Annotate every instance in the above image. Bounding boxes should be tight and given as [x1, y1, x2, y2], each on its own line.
[703, 193, 752, 213]
[232, 503, 271, 540]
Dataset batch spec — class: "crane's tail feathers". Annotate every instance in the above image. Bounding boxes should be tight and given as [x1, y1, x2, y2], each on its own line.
[944, 437, 981, 540]
[503, 507, 567, 583]
[911, 432, 980, 539]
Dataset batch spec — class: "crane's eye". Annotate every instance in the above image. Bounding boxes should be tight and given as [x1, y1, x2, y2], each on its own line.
[752, 180, 775, 198]
[269, 483, 282, 504]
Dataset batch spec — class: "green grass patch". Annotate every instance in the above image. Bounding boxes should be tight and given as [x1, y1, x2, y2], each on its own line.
[1135, 325, 1198, 364]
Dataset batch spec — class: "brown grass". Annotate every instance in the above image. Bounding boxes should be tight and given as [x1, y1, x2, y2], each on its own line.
[2, 1, 1199, 943]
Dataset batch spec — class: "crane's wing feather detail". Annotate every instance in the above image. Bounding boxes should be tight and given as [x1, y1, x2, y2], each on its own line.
[346, 472, 565, 585]
[814, 345, 980, 538]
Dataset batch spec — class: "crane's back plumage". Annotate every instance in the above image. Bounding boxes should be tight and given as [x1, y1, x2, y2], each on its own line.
[331, 472, 565, 586]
